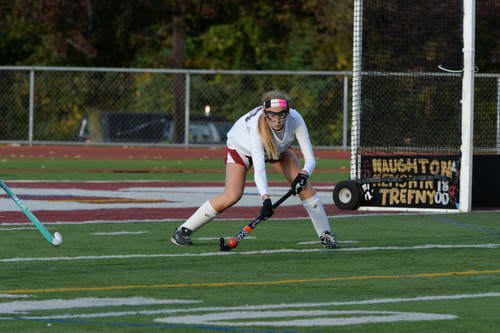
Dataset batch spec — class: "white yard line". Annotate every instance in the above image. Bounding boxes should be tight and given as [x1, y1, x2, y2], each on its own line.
[298, 240, 358, 245]
[0, 211, 442, 226]
[195, 237, 256, 240]
[90, 231, 149, 235]
[2, 243, 499, 263]
[0, 227, 38, 231]
[0, 294, 32, 299]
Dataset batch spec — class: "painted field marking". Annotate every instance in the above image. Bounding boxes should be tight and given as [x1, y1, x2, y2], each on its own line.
[0, 227, 38, 231]
[2, 243, 499, 264]
[432, 216, 500, 236]
[2, 269, 499, 295]
[8, 318, 298, 333]
[41, 198, 170, 204]
[6, 293, 499, 320]
[2, 293, 500, 330]
[0, 294, 32, 299]
[154, 310, 456, 327]
[90, 231, 149, 236]
[298, 240, 358, 245]
[0, 297, 201, 314]
[0, 210, 436, 225]
[0, 185, 318, 211]
[196, 237, 256, 241]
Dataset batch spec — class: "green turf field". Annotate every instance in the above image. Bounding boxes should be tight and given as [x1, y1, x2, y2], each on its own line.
[0, 158, 349, 182]
[1, 214, 500, 332]
[1, 155, 499, 332]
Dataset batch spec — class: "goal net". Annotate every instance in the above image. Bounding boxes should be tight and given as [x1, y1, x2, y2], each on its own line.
[351, 0, 467, 210]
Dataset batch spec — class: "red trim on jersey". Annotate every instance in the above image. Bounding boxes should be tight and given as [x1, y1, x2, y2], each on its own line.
[225, 148, 252, 169]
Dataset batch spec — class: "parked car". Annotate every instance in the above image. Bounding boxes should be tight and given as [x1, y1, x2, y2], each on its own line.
[164, 115, 233, 144]
[78, 112, 232, 144]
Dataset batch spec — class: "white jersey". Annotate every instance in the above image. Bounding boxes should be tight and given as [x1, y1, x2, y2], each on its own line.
[226, 107, 316, 196]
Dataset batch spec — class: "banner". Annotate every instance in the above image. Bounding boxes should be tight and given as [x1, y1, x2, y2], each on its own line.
[359, 155, 460, 209]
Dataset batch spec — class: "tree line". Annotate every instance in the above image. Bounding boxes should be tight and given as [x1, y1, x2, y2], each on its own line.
[1, 1, 497, 71]
[0, 1, 497, 145]
[0, 0, 353, 71]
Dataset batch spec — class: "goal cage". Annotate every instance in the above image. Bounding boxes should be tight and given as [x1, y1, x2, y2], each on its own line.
[344, 0, 497, 212]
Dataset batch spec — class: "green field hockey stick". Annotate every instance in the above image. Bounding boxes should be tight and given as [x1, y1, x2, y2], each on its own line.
[0, 181, 62, 246]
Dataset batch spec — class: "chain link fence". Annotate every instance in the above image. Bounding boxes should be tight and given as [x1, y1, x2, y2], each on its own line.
[0, 66, 498, 149]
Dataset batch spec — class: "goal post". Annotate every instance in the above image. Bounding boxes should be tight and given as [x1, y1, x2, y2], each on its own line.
[459, 0, 476, 212]
[350, 0, 362, 182]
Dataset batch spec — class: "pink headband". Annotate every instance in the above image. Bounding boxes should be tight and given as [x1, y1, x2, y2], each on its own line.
[264, 99, 288, 109]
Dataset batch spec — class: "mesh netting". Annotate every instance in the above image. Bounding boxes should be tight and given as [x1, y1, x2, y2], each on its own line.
[352, 0, 463, 162]
[353, 1, 500, 167]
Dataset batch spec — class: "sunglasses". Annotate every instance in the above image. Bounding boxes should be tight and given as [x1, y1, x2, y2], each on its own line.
[264, 109, 289, 120]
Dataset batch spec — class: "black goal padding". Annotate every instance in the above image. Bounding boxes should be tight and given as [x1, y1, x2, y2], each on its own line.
[472, 155, 500, 208]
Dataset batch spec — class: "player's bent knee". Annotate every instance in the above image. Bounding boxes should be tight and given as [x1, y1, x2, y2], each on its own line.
[223, 193, 243, 208]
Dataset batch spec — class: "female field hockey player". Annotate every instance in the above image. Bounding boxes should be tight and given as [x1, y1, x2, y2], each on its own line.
[171, 90, 339, 249]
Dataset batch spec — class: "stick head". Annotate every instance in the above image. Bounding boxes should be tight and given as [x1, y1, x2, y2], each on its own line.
[218, 237, 232, 251]
[52, 232, 63, 246]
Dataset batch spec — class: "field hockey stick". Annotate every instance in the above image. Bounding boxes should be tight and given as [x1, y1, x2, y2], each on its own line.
[219, 189, 294, 251]
[0, 181, 63, 246]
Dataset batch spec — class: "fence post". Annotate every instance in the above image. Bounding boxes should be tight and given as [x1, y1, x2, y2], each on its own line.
[184, 72, 190, 147]
[343, 75, 349, 149]
[28, 69, 35, 145]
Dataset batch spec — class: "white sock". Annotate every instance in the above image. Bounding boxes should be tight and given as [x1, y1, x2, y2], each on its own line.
[302, 194, 331, 237]
[180, 200, 218, 232]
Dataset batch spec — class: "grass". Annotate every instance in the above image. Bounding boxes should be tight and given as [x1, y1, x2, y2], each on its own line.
[0, 158, 350, 170]
[0, 214, 499, 332]
[0, 153, 499, 332]
[0, 158, 350, 182]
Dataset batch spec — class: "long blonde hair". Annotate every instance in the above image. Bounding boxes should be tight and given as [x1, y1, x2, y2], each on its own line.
[258, 90, 290, 161]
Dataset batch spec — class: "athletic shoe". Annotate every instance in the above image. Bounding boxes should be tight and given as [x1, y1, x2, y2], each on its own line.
[170, 227, 193, 246]
[320, 231, 340, 249]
